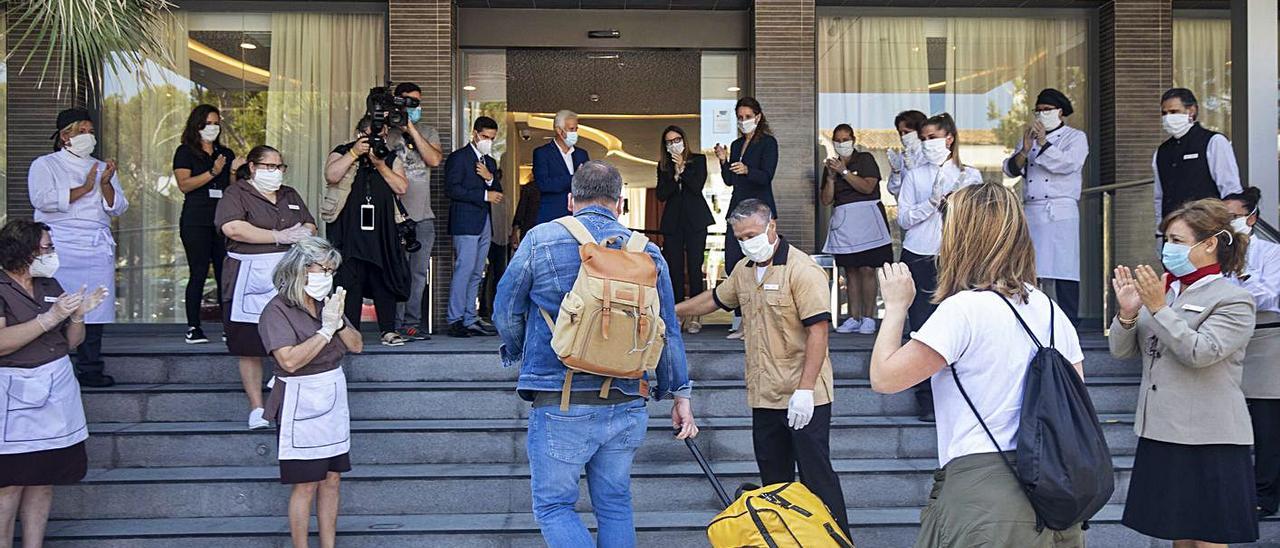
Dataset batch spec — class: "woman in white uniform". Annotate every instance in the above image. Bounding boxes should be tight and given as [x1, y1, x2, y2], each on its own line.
[1224, 187, 1280, 517]
[1002, 89, 1089, 324]
[258, 237, 361, 548]
[0, 220, 107, 547]
[27, 108, 128, 388]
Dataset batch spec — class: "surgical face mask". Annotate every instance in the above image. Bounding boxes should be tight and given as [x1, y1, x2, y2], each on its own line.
[200, 124, 221, 142]
[740, 227, 776, 263]
[1162, 113, 1193, 138]
[407, 107, 422, 124]
[833, 141, 855, 158]
[922, 137, 951, 166]
[1162, 230, 1229, 277]
[475, 138, 493, 156]
[305, 272, 334, 300]
[901, 131, 922, 152]
[29, 253, 59, 278]
[667, 140, 685, 156]
[1231, 214, 1254, 236]
[251, 168, 284, 193]
[563, 130, 579, 148]
[66, 133, 96, 157]
[738, 116, 758, 135]
[1035, 109, 1062, 130]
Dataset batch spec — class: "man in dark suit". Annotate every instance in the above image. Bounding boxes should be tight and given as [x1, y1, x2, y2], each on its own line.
[532, 110, 589, 225]
[445, 116, 503, 337]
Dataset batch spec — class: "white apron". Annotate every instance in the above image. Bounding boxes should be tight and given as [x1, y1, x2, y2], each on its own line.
[274, 367, 350, 461]
[0, 356, 88, 454]
[823, 201, 891, 255]
[1243, 312, 1280, 399]
[48, 225, 116, 324]
[1025, 198, 1081, 281]
[227, 251, 286, 324]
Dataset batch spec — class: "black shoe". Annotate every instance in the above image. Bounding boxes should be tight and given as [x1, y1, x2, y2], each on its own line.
[1260, 506, 1277, 520]
[467, 323, 496, 336]
[918, 410, 935, 423]
[447, 321, 471, 338]
[476, 318, 496, 331]
[77, 373, 115, 388]
[185, 326, 209, 344]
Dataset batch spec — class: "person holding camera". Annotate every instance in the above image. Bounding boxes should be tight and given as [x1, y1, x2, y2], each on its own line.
[444, 116, 502, 338]
[324, 117, 412, 347]
[387, 83, 443, 342]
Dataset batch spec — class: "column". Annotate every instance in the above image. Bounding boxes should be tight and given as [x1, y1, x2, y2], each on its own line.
[1231, 0, 1279, 225]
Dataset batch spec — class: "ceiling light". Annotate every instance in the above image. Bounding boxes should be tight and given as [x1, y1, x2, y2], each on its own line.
[239, 42, 257, 50]
[726, 86, 741, 92]
[462, 85, 477, 91]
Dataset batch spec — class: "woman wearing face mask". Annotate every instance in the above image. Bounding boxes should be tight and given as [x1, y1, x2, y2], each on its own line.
[258, 237, 361, 548]
[713, 97, 778, 340]
[1111, 198, 1258, 546]
[1223, 188, 1280, 518]
[656, 125, 714, 334]
[820, 124, 889, 335]
[894, 113, 981, 422]
[27, 108, 129, 388]
[887, 110, 927, 197]
[173, 104, 238, 344]
[0, 220, 108, 548]
[216, 145, 317, 430]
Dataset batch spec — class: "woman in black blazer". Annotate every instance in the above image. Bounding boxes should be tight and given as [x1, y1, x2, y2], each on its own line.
[657, 126, 714, 333]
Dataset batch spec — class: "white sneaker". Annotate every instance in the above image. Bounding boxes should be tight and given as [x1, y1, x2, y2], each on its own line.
[857, 317, 878, 335]
[835, 317, 861, 334]
[726, 330, 744, 341]
[248, 407, 270, 430]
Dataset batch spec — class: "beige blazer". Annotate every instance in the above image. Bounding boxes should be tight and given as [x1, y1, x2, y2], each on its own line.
[1109, 276, 1256, 446]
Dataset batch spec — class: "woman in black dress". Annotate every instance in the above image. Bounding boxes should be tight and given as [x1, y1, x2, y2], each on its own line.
[657, 125, 714, 334]
[173, 104, 237, 344]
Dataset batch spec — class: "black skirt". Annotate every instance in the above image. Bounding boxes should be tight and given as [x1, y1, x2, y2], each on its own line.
[280, 453, 351, 484]
[0, 442, 87, 486]
[223, 305, 268, 357]
[1122, 437, 1258, 543]
[835, 244, 894, 269]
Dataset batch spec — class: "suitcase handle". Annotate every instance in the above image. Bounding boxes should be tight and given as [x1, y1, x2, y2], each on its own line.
[684, 437, 733, 508]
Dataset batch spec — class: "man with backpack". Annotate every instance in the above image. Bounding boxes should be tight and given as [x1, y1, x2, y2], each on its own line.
[494, 160, 697, 548]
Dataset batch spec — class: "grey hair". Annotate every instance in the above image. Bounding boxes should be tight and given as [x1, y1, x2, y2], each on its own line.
[554, 110, 578, 130]
[570, 160, 624, 204]
[273, 236, 342, 308]
[728, 199, 773, 227]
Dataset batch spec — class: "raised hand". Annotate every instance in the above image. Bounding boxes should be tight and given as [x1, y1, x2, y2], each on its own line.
[1112, 266, 1141, 319]
[101, 160, 118, 184]
[76, 286, 109, 320]
[878, 262, 916, 311]
[319, 287, 346, 338]
[714, 143, 728, 162]
[1134, 265, 1168, 313]
[212, 154, 228, 175]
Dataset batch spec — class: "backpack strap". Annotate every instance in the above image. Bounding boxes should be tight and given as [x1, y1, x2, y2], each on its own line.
[560, 370, 574, 411]
[949, 365, 1022, 481]
[554, 216, 599, 246]
[993, 293, 1046, 350]
[624, 231, 650, 252]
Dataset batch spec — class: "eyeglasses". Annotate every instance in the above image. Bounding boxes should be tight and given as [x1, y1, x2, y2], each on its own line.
[309, 263, 336, 275]
[254, 162, 288, 172]
[37, 244, 55, 255]
[665, 137, 684, 145]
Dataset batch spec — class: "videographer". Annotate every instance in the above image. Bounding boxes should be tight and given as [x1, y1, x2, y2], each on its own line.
[387, 83, 442, 341]
[324, 115, 411, 347]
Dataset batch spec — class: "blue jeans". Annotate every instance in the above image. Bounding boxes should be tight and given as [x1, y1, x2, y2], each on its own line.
[527, 398, 648, 548]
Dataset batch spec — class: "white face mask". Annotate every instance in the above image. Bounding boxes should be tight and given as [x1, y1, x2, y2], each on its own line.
[833, 141, 855, 158]
[740, 227, 776, 263]
[200, 124, 221, 142]
[739, 117, 758, 135]
[304, 272, 334, 300]
[251, 168, 284, 193]
[66, 133, 96, 158]
[475, 138, 493, 156]
[1231, 214, 1254, 236]
[667, 140, 685, 156]
[563, 130, 579, 148]
[1162, 113, 1193, 138]
[901, 131, 922, 152]
[30, 253, 59, 278]
[922, 137, 951, 166]
[1035, 109, 1062, 130]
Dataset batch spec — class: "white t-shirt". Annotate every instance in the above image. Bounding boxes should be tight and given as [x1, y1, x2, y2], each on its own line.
[911, 286, 1084, 468]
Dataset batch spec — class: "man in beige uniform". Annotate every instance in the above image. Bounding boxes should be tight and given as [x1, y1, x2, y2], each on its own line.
[676, 198, 848, 537]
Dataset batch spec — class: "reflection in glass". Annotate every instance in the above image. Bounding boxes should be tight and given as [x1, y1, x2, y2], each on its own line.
[1173, 17, 1232, 138]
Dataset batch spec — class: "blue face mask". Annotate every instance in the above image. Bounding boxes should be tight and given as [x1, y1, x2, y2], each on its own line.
[407, 107, 422, 123]
[1162, 230, 1230, 277]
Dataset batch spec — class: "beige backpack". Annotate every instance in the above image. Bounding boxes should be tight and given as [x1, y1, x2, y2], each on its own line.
[320, 162, 357, 223]
[540, 216, 667, 410]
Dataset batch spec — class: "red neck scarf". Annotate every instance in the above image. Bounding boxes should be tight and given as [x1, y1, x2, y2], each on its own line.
[1165, 263, 1222, 293]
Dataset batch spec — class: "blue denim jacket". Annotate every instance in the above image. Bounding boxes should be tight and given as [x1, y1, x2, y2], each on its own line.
[494, 205, 693, 401]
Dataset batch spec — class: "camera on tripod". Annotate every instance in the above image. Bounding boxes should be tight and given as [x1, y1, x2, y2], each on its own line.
[364, 84, 420, 160]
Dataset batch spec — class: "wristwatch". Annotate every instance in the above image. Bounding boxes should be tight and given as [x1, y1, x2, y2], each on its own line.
[840, 169, 850, 176]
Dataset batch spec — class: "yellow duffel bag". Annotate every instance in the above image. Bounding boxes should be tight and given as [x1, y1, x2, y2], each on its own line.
[707, 482, 855, 548]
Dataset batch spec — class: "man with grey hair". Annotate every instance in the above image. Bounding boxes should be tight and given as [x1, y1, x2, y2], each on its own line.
[494, 160, 697, 547]
[532, 109, 589, 225]
[676, 198, 849, 537]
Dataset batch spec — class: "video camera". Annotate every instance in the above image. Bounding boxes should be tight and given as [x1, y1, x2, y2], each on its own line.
[364, 84, 421, 160]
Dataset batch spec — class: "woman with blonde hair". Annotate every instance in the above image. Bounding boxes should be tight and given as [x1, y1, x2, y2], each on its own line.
[871, 182, 1086, 546]
[1112, 198, 1257, 546]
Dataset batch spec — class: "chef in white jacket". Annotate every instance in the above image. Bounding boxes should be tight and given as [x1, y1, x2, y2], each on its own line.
[1002, 89, 1089, 325]
[27, 108, 128, 387]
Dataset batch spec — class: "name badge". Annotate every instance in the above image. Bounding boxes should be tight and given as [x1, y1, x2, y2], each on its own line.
[1183, 153, 1200, 160]
[763, 284, 780, 291]
[43, 296, 58, 303]
[208, 189, 223, 199]
[1182, 304, 1206, 313]
[287, 204, 301, 210]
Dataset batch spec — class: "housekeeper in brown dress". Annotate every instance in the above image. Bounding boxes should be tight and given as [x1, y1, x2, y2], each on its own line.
[0, 220, 108, 547]
[258, 236, 361, 548]
[215, 145, 316, 430]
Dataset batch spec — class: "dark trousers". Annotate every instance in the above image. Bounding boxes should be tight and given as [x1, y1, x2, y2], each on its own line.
[1250, 398, 1280, 513]
[479, 244, 509, 320]
[336, 259, 397, 333]
[74, 324, 105, 377]
[662, 228, 708, 302]
[901, 250, 937, 412]
[724, 224, 743, 319]
[1053, 279, 1080, 326]
[752, 404, 850, 537]
[180, 225, 225, 328]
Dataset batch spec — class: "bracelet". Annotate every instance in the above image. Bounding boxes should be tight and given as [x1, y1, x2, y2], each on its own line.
[70, 316, 85, 324]
[1117, 313, 1138, 328]
[348, 149, 361, 160]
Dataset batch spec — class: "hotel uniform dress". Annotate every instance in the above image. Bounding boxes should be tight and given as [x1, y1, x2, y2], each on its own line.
[821, 149, 892, 268]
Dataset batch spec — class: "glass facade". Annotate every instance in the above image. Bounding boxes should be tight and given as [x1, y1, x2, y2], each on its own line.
[1, 10, 6, 224]
[1173, 16, 1232, 137]
[102, 10, 384, 322]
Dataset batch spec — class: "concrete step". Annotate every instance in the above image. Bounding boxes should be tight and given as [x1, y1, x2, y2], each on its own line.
[36, 506, 1280, 548]
[52, 457, 1139, 520]
[80, 378, 1143, 423]
[83, 415, 1138, 468]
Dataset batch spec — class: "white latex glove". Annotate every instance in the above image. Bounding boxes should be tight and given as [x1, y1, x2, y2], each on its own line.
[886, 149, 904, 173]
[37, 290, 82, 331]
[929, 177, 952, 208]
[318, 287, 346, 340]
[787, 389, 815, 430]
[273, 223, 310, 245]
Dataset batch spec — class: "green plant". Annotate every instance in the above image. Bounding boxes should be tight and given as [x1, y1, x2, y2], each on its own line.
[8, 0, 173, 94]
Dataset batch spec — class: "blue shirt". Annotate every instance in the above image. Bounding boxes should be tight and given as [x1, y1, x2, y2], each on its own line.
[494, 205, 693, 401]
